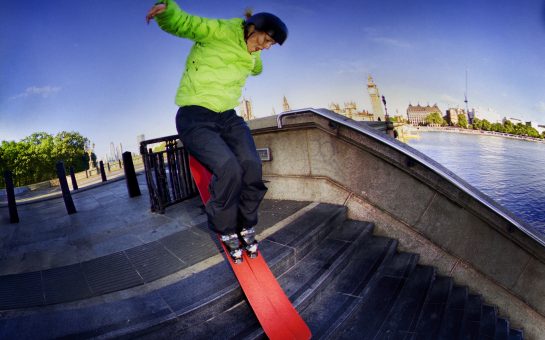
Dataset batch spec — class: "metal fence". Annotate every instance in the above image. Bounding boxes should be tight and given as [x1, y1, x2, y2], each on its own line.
[140, 135, 197, 213]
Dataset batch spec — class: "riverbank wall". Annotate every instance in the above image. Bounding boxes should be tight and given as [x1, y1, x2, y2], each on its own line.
[400, 125, 545, 144]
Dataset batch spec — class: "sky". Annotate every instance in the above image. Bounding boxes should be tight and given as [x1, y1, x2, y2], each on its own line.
[1, 0, 545, 159]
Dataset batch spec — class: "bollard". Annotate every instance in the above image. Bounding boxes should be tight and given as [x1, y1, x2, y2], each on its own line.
[99, 161, 107, 182]
[119, 160, 122, 169]
[3, 170, 19, 223]
[107, 162, 111, 172]
[69, 166, 79, 190]
[56, 161, 77, 214]
[123, 152, 141, 197]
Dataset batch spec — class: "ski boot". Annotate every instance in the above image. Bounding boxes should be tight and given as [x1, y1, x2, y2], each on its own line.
[221, 232, 243, 264]
[239, 227, 258, 258]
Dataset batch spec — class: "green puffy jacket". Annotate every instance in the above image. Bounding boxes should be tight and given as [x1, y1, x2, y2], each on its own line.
[155, 0, 262, 112]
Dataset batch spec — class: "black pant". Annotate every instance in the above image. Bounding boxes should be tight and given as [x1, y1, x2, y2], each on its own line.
[176, 106, 267, 235]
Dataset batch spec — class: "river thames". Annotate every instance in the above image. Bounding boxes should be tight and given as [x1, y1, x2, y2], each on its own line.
[406, 131, 545, 234]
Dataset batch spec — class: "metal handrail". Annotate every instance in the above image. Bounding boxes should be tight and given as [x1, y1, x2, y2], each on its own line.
[277, 108, 545, 247]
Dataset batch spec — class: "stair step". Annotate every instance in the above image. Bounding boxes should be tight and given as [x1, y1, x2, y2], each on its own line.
[509, 328, 524, 340]
[0, 200, 528, 340]
[300, 235, 398, 338]
[1, 203, 342, 339]
[460, 294, 483, 340]
[479, 304, 498, 339]
[495, 318, 509, 340]
[174, 300, 260, 339]
[328, 252, 420, 339]
[161, 219, 374, 339]
[438, 285, 469, 339]
[376, 265, 435, 339]
[413, 276, 453, 339]
[268, 204, 346, 261]
[278, 220, 374, 308]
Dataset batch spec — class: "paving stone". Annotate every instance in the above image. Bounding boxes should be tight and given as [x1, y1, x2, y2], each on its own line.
[82, 252, 144, 295]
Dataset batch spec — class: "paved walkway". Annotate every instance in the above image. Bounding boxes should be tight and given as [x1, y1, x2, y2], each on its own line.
[0, 174, 309, 310]
[0, 163, 145, 205]
[0, 174, 208, 276]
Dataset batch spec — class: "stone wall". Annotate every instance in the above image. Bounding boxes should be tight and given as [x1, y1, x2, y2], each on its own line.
[248, 112, 545, 339]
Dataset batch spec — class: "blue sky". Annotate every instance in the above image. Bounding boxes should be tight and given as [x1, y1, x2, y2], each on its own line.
[1, 0, 545, 158]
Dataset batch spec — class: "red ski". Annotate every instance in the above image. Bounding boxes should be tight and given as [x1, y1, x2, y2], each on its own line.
[189, 156, 311, 340]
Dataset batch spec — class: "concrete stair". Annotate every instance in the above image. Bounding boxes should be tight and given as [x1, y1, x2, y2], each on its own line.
[0, 203, 524, 339]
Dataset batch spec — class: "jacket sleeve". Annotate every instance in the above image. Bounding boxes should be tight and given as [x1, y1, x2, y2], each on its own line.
[251, 52, 263, 76]
[154, 0, 219, 42]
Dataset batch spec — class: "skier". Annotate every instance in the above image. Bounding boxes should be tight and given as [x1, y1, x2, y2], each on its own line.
[146, 0, 288, 263]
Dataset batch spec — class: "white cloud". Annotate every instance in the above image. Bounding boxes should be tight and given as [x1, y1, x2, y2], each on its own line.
[10, 86, 61, 100]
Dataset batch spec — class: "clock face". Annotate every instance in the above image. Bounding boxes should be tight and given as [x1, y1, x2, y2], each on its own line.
[368, 87, 377, 95]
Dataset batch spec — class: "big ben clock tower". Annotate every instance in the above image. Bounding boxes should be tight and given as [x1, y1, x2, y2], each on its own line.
[367, 75, 385, 121]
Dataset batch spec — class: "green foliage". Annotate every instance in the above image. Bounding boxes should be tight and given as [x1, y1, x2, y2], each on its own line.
[490, 122, 504, 133]
[503, 120, 514, 134]
[152, 142, 167, 153]
[465, 118, 544, 139]
[425, 112, 444, 126]
[481, 119, 491, 131]
[457, 114, 468, 129]
[0, 131, 90, 188]
[390, 116, 407, 124]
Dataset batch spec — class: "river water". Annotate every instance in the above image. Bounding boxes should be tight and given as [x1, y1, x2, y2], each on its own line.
[406, 131, 545, 234]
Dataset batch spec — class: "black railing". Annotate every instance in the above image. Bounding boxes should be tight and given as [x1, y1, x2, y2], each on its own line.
[140, 135, 197, 213]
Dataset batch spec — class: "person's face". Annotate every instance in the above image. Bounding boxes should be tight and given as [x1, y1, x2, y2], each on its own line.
[246, 27, 276, 53]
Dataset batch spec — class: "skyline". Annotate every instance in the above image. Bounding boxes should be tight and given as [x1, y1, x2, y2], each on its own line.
[2, 0, 545, 158]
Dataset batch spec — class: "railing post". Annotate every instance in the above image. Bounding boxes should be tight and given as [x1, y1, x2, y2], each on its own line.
[3, 170, 19, 223]
[99, 161, 107, 182]
[122, 152, 141, 197]
[56, 161, 77, 215]
[69, 166, 79, 190]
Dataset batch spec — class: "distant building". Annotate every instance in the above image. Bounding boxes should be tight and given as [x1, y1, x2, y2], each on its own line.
[109, 142, 118, 161]
[503, 117, 524, 125]
[367, 75, 385, 121]
[527, 121, 545, 134]
[137, 134, 146, 145]
[467, 108, 475, 124]
[445, 108, 467, 126]
[240, 98, 255, 121]
[329, 102, 374, 121]
[406, 103, 442, 125]
[282, 96, 291, 112]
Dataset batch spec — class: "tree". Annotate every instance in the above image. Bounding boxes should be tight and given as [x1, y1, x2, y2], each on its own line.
[425, 112, 444, 126]
[0, 131, 89, 187]
[513, 123, 527, 136]
[503, 120, 514, 134]
[491, 123, 504, 133]
[481, 119, 491, 131]
[152, 142, 167, 153]
[472, 118, 482, 130]
[527, 126, 540, 138]
[457, 114, 468, 129]
[52, 131, 89, 172]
